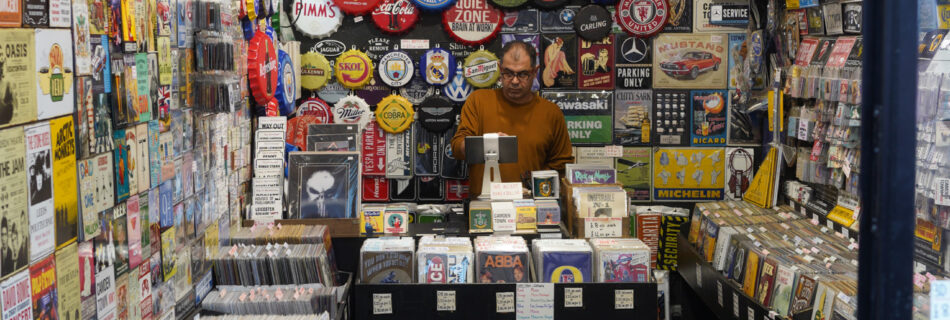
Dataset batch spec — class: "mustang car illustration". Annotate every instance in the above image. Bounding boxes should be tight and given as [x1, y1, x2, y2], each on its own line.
[659, 51, 722, 79]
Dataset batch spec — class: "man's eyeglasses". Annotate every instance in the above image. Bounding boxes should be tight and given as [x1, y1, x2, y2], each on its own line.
[501, 70, 533, 81]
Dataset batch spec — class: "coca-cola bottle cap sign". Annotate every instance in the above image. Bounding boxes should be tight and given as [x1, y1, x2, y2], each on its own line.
[372, 0, 420, 34]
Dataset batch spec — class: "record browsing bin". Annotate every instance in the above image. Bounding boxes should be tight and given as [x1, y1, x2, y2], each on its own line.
[559, 177, 624, 237]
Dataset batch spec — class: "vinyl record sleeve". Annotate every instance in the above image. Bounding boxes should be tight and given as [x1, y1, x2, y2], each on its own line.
[288, 152, 361, 219]
[541, 251, 591, 283]
[476, 252, 528, 283]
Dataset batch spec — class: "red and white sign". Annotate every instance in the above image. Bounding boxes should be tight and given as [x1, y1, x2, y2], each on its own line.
[794, 38, 819, 67]
[362, 121, 387, 175]
[442, 0, 502, 45]
[298, 97, 334, 123]
[362, 176, 390, 201]
[248, 32, 279, 105]
[292, 0, 343, 38]
[615, 0, 668, 38]
[445, 179, 469, 201]
[372, 0, 419, 34]
[825, 36, 856, 69]
[333, 0, 381, 15]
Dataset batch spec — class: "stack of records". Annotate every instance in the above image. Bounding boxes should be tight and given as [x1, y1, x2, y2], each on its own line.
[590, 238, 652, 283]
[532, 239, 593, 283]
[202, 283, 337, 315]
[359, 238, 415, 283]
[211, 244, 334, 287]
[417, 236, 474, 283]
[229, 225, 331, 245]
[474, 236, 530, 283]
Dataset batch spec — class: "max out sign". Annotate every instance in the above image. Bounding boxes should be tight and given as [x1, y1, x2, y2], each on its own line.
[709, 4, 749, 25]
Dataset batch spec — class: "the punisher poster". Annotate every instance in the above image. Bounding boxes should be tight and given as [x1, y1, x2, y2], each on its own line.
[288, 152, 360, 219]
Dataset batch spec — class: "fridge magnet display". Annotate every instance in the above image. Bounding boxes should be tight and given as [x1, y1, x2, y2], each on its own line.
[574, 4, 611, 41]
[617, 147, 651, 201]
[362, 176, 389, 201]
[0, 126, 27, 278]
[463, 49, 500, 88]
[534, 0, 567, 11]
[25, 122, 55, 263]
[724, 147, 753, 200]
[376, 94, 415, 134]
[539, 6, 576, 32]
[442, 63, 472, 102]
[332, 0, 380, 15]
[73, 1, 93, 76]
[614, 89, 652, 145]
[652, 147, 725, 201]
[0, 30, 37, 128]
[689, 89, 727, 146]
[652, 90, 689, 146]
[614, 0, 668, 38]
[372, 0, 419, 34]
[291, 0, 342, 38]
[378, 50, 415, 88]
[500, 9, 539, 33]
[541, 91, 612, 144]
[692, 0, 745, 33]
[332, 95, 372, 131]
[653, 33, 727, 89]
[288, 151, 360, 219]
[420, 47, 454, 86]
[276, 50, 298, 115]
[35, 29, 74, 120]
[662, 0, 691, 32]
[50, 116, 79, 248]
[578, 35, 615, 90]
[541, 34, 577, 88]
[300, 52, 332, 90]
[247, 31, 278, 105]
[334, 49, 373, 90]
[442, 0, 502, 45]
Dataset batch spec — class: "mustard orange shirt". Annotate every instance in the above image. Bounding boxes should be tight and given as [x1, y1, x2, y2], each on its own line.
[451, 89, 574, 197]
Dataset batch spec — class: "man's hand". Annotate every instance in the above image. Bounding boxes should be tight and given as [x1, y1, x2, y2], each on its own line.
[496, 132, 509, 136]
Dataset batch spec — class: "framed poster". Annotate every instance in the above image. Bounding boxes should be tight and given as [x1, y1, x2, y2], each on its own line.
[288, 152, 360, 219]
[653, 33, 728, 89]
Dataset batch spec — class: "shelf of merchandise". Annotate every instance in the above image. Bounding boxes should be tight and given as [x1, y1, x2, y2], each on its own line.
[786, 198, 859, 241]
[677, 235, 811, 320]
[353, 281, 657, 319]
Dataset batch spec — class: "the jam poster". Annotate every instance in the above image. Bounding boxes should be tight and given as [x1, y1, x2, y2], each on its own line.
[541, 91, 613, 145]
[614, 89, 652, 146]
[0, 29, 37, 128]
[540, 33, 577, 88]
[689, 89, 728, 146]
[663, 0, 693, 33]
[577, 35, 614, 90]
[653, 33, 727, 89]
[615, 34, 652, 89]
[617, 147, 652, 201]
[0, 126, 28, 278]
[652, 147, 726, 201]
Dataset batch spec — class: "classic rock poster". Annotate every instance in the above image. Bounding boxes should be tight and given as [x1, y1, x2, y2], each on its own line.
[50, 116, 79, 248]
[0, 126, 29, 278]
[0, 30, 37, 128]
[653, 33, 728, 89]
[25, 122, 55, 263]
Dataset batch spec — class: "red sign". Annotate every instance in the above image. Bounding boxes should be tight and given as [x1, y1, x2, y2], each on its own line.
[442, 0, 502, 45]
[362, 121, 386, 175]
[615, 0, 668, 38]
[362, 176, 390, 201]
[372, 0, 419, 34]
[298, 97, 334, 123]
[825, 36, 856, 69]
[794, 38, 819, 67]
[248, 32, 279, 105]
[445, 179, 469, 201]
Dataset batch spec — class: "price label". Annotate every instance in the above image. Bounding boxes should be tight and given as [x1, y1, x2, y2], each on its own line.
[604, 145, 623, 157]
[496, 292, 515, 313]
[733, 293, 740, 317]
[717, 281, 723, 307]
[373, 293, 393, 315]
[564, 288, 583, 308]
[747, 306, 755, 320]
[437, 291, 456, 311]
[585, 217, 623, 238]
[615, 289, 634, 310]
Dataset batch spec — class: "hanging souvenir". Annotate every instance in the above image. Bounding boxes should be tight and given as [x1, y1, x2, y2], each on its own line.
[462, 49, 500, 88]
[334, 49, 374, 90]
[411, 0, 456, 12]
[442, 0, 502, 45]
[291, 0, 342, 38]
[419, 46, 454, 86]
[371, 0, 419, 35]
[333, 95, 373, 131]
[417, 95, 457, 133]
[574, 4, 611, 41]
[376, 94, 415, 133]
[246, 0, 258, 20]
[275, 50, 298, 115]
[615, 0, 668, 38]
[378, 49, 415, 88]
[490, 0, 526, 9]
[318, 81, 349, 103]
[443, 63, 472, 102]
[533, 0, 567, 10]
[300, 51, 332, 90]
[247, 31, 279, 105]
[298, 97, 334, 122]
[333, 0, 381, 15]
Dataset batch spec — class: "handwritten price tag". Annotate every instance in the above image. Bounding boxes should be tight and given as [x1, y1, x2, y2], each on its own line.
[437, 291, 456, 312]
[615, 290, 634, 310]
[565, 288, 583, 308]
[373, 293, 393, 315]
[490, 183, 523, 200]
[585, 217, 623, 238]
[496, 292, 514, 313]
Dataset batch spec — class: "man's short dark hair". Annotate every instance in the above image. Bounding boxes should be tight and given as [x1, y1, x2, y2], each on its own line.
[501, 41, 538, 68]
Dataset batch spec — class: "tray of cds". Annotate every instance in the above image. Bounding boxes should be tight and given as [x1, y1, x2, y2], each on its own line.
[201, 271, 352, 320]
[680, 201, 858, 320]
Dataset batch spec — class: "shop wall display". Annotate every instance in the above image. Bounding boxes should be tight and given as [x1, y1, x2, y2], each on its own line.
[652, 147, 726, 201]
[653, 33, 727, 89]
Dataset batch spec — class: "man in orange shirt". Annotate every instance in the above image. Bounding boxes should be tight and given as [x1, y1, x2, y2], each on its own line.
[451, 41, 574, 198]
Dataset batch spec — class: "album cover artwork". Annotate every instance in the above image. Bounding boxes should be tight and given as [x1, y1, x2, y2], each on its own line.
[288, 152, 360, 219]
[0, 126, 29, 278]
[29, 255, 57, 320]
[25, 122, 55, 263]
[35, 29, 74, 120]
[614, 89, 652, 146]
[541, 251, 592, 283]
[0, 30, 37, 129]
[50, 116, 79, 249]
[578, 35, 615, 90]
[55, 243, 80, 320]
[541, 34, 577, 88]
[477, 252, 529, 283]
[420, 252, 472, 284]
